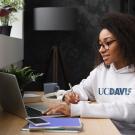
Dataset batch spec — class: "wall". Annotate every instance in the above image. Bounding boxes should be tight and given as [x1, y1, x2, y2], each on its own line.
[0, 35, 23, 68]
[0, 105, 2, 112]
[23, 0, 125, 89]
[0, 11, 23, 111]
[10, 10, 23, 39]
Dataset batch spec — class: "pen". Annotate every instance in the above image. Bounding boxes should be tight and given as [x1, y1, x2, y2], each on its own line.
[68, 83, 79, 103]
[68, 83, 76, 95]
[68, 83, 73, 92]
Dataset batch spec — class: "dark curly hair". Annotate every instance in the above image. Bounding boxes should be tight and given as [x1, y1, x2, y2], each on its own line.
[95, 12, 135, 67]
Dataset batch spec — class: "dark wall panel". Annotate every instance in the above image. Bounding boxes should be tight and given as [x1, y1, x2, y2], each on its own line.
[128, 0, 135, 15]
[24, 0, 122, 90]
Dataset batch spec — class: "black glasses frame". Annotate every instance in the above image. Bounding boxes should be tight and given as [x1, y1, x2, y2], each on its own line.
[97, 40, 117, 50]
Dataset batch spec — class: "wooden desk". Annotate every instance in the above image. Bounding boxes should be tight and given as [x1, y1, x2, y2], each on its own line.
[0, 93, 121, 135]
[0, 112, 121, 135]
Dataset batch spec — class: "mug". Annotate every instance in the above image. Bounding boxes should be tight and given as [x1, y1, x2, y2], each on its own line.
[43, 82, 60, 94]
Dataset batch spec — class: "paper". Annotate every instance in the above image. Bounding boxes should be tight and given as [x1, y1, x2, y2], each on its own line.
[23, 94, 42, 103]
[23, 93, 41, 98]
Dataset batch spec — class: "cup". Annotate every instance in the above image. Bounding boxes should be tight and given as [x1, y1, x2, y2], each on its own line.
[43, 82, 60, 94]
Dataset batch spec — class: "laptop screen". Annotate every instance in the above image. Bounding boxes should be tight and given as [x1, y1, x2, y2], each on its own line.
[0, 72, 62, 118]
[0, 72, 27, 118]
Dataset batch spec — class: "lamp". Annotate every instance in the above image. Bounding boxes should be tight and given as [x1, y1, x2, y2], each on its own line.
[34, 7, 76, 87]
[0, 34, 23, 68]
[34, 7, 76, 31]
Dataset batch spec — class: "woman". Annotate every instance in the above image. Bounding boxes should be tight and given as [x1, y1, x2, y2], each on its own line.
[46, 13, 135, 134]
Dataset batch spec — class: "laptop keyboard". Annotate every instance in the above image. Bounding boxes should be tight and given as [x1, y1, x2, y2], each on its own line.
[25, 106, 42, 117]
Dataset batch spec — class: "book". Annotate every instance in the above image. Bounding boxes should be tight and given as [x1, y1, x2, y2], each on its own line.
[28, 117, 83, 131]
[23, 93, 42, 103]
[21, 123, 82, 132]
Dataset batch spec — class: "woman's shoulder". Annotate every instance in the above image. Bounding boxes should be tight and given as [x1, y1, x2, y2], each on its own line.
[89, 63, 107, 76]
[94, 63, 107, 71]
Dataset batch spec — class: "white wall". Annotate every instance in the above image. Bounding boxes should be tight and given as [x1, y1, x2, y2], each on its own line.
[0, 35, 23, 68]
[0, 11, 23, 112]
[10, 10, 23, 39]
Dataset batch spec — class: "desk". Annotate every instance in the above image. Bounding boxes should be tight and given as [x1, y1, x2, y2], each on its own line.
[0, 93, 121, 135]
[0, 111, 121, 135]
[0, 112, 120, 135]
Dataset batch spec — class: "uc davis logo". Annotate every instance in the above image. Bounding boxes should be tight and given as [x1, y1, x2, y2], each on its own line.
[98, 88, 131, 95]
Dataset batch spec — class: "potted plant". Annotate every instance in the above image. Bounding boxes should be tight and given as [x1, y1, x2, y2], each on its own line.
[0, 0, 23, 35]
[0, 65, 43, 95]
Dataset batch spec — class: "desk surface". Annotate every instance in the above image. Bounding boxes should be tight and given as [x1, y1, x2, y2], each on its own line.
[0, 92, 121, 135]
[0, 111, 121, 135]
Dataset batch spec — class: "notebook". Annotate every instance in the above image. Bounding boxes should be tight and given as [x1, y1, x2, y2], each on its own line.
[0, 72, 48, 118]
[27, 117, 83, 132]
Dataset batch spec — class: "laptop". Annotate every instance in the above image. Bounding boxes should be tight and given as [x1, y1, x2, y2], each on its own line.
[0, 72, 48, 119]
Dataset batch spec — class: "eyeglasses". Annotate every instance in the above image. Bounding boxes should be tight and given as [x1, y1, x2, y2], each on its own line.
[97, 39, 117, 50]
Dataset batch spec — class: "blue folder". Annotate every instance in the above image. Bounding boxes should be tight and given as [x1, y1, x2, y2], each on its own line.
[28, 117, 82, 131]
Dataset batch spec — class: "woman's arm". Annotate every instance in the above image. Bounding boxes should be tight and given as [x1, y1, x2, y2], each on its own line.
[71, 101, 135, 123]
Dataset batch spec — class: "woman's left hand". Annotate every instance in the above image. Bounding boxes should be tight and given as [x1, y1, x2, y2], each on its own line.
[45, 102, 71, 116]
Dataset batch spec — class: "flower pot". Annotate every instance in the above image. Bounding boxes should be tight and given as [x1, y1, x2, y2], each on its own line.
[0, 26, 12, 36]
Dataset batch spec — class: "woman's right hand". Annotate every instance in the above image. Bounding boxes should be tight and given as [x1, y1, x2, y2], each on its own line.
[63, 91, 80, 104]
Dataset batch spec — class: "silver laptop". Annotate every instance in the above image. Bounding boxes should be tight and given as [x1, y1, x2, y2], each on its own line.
[0, 72, 48, 119]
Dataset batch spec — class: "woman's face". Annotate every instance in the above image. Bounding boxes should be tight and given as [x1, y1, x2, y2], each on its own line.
[98, 28, 127, 69]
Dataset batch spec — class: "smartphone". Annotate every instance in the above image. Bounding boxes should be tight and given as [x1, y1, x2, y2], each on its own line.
[26, 117, 50, 126]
